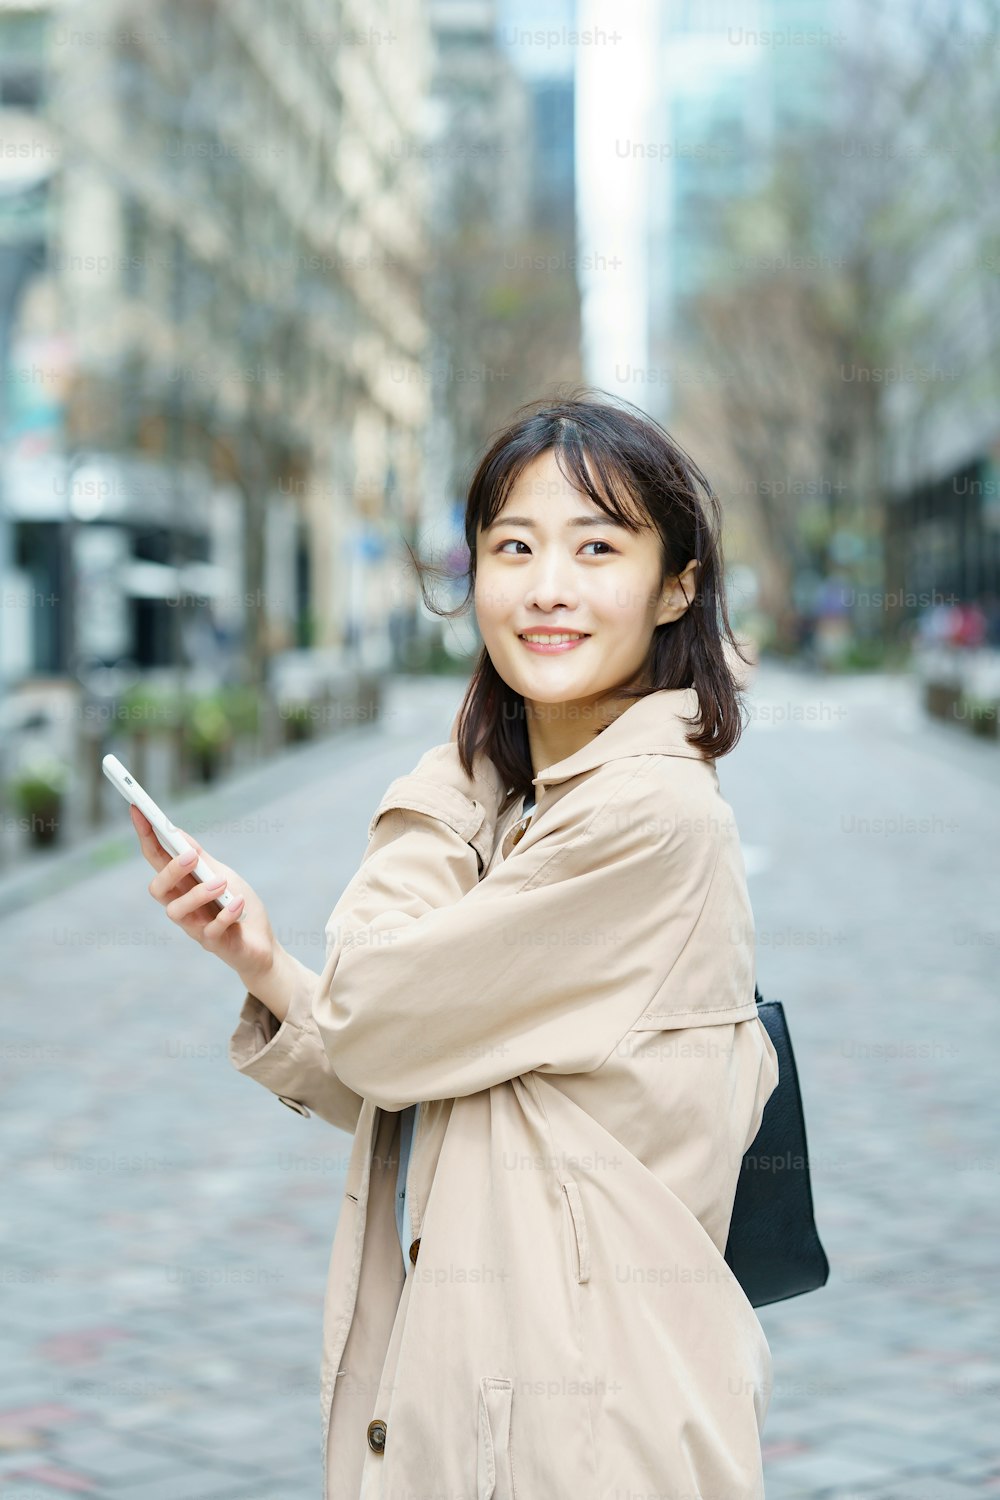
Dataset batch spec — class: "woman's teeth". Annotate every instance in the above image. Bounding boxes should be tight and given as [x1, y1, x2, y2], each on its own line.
[519, 633, 587, 644]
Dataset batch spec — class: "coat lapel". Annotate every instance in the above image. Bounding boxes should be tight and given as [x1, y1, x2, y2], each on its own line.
[531, 686, 706, 790]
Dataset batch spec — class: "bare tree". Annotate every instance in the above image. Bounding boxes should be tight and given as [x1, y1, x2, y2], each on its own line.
[673, 0, 1000, 649]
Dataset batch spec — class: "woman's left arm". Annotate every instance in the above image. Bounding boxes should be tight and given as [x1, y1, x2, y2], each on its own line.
[312, 752, 757, 1111]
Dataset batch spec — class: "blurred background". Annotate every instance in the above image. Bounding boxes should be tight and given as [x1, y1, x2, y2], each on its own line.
[2, 1, 998, 1498]
[2, 0, 998, 855]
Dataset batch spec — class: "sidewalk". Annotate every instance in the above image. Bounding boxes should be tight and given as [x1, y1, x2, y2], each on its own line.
[2, 675, 467, 1500]
[0, 675, 460, 923]
[3, 665, 997, 1498]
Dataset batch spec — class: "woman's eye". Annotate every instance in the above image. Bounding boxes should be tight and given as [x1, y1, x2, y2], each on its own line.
[495, 539, 617, 556]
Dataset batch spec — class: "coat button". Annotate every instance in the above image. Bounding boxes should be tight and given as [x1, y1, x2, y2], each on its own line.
[408, 1237, 420, 1265]
[367, 1418, 387, 1454]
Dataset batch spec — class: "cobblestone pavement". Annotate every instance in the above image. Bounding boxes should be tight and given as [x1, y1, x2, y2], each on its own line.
[2, 667, 997, 1498]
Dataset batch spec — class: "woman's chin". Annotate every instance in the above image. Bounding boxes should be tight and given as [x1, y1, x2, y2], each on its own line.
[503, 665, 594, 704]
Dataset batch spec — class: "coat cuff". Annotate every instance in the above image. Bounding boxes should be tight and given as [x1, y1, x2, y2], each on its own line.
[367, 741, 510, 873]
[229, 990, 300, 1108]
[228, 957, 363, 1133]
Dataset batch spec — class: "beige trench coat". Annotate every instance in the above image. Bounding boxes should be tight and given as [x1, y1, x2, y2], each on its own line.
[228, 686, 780, 1500]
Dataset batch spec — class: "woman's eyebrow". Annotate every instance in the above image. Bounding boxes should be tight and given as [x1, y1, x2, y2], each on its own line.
[484, 513, 631, 531]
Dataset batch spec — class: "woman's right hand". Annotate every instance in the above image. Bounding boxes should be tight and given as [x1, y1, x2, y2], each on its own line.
[131, 803, 279, 991]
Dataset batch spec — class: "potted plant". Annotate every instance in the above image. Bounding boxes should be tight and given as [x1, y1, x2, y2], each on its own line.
[281, 701, 315, 744]
[925, 676, 962, 721]
[120, 684, 182, 735]
[8, 757, 71, 848]
[219, 685, 259, 739]
[957, 693, 999, 739]
[843, 636, 888, 672]
[920, 645, 963, 722]
[120, 684, 183, 782]
[183, 695, 233, 782]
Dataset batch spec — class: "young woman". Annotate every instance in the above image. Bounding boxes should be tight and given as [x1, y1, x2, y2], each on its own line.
[133, 392, 780, 1500]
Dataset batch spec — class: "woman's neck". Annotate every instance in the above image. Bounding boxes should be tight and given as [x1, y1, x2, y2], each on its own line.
[523, 685, 639, 778]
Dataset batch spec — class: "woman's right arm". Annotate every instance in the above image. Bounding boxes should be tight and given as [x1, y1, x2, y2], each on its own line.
[131, 803, 364, 1132]
[227, 948, 365, 1132]
[131, 735, 510, 1131]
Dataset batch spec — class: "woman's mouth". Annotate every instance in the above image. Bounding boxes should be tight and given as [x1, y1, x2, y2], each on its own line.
[517, 631, 590, 654]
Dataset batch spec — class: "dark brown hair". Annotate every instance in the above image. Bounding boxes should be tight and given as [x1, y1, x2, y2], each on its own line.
[406, 387, 752, 803]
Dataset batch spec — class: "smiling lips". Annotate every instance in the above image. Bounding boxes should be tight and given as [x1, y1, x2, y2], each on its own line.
[518, 630, 590, 653]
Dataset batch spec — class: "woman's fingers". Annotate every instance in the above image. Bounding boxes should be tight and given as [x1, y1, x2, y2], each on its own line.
[147, 838, 212, 904]
[127, 802, 265, 971]
[130, 804, 166, 863]
[128, 801, 248, 926]
[164, 873, 229, 924]
[148, 847, 192, 902]
[129, 807, 209, 893]
[163, 871, 250, 947]
[130, 804, 204, 869]
[200, 893, 247, 942]
[131, 806, 178, 871]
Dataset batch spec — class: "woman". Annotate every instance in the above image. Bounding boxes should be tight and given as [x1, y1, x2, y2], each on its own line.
[133, 392, 780, 1500]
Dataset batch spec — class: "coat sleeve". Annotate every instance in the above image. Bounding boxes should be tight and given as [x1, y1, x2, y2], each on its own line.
[312, 749, 742, 1112]
[228, 957, 365, 1134]
[226, 740, 511, 1129]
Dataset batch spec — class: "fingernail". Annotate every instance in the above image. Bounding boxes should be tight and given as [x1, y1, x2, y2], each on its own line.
[180, 849, 197, 864]
[229, 895, 245, 911]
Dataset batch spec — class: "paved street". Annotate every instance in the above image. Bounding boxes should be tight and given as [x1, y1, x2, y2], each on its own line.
[2, 666, 997, 1499]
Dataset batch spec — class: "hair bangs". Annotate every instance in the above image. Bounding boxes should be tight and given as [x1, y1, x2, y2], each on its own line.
[551, 427, 649, 535]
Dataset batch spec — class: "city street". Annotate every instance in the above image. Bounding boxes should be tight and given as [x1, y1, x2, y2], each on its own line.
[2, 666, 997, 1499]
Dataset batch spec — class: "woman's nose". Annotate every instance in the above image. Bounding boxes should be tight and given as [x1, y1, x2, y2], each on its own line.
[523, 552, 580, 612]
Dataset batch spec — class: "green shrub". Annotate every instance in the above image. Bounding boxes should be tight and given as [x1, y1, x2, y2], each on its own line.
[218, 685, 259, 736]
[182, 695, 233, 754]
[957, 693, 999, 736]
[8, 757, 71, 812]
[119, 685, 182, 731]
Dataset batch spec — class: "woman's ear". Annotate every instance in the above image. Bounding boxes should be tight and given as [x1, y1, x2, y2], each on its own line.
[655, 558, 699, 626]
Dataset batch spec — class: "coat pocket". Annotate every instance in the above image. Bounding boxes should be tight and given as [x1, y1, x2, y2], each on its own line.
[560, 1177, 590, 1284]
[477, 1376, 516, 1500]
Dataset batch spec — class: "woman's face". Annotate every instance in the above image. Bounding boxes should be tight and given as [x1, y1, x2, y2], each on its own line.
[474, 449, 696, 716]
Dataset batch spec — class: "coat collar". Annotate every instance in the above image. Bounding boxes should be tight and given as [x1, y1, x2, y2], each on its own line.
[531, 686, 706, 788]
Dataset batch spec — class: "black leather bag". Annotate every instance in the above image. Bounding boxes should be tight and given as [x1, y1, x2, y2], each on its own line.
[724, 987, 830, 1307]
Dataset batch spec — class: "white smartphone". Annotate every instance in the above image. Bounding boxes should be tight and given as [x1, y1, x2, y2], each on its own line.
[103, 753, 246, 922]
